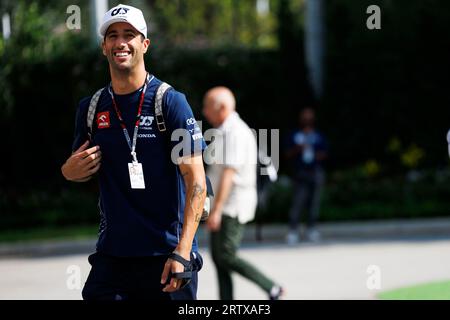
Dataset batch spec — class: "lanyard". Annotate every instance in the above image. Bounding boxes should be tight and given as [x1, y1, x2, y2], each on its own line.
[108, 73, 154, 163]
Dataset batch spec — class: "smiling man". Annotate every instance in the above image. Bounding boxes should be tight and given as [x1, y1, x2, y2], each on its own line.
[61, 4, 207, 300]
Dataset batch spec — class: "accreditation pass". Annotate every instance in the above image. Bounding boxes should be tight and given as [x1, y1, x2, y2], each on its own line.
[128, 162, 146, 189]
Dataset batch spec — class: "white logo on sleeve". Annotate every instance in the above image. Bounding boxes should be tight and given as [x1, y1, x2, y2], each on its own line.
[186, 118, 197, 126]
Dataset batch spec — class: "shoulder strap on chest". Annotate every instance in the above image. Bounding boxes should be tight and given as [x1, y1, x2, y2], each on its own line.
[86, 82, 172, 138]
[87, 87, 105, 140]
[154, 82, 172, 132]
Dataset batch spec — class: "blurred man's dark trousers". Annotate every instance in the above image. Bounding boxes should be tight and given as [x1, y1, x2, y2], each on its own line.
[289, 167, 325, 230]
[210, 215, 275, 300]
[82, 251, 201, 300]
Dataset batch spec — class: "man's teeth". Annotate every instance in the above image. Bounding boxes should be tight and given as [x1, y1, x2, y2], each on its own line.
[114, 52, 129, 57]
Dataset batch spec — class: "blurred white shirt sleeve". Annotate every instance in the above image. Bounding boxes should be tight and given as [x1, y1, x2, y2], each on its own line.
[447, 129, 450, 158]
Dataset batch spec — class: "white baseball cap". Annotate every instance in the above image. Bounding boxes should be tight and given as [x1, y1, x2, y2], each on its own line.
[99, 4, 147, 38]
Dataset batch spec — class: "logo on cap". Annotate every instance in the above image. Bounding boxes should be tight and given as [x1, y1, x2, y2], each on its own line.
[111, 7, 129, 16]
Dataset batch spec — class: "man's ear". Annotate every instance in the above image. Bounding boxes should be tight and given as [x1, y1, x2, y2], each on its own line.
[101, 41, 107, 56]
[219, 103, 226, 114]
[142, 38, 151, 54]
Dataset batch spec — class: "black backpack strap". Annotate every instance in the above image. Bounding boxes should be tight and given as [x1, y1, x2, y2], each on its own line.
[86, 87, 105, 140]
[154, 82, 172, 132]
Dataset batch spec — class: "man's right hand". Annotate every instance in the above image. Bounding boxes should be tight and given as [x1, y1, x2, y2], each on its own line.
[61, 140, 102, 182]
[206, 210, 222, 232]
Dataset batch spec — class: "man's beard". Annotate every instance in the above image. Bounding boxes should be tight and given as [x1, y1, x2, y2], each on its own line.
[109, 53, 136, 73]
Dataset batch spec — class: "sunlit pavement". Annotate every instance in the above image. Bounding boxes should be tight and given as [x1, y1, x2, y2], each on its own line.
[1, 236, 450, 300]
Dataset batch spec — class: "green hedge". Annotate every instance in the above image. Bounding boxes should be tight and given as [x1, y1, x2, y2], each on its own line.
[256, 169, 450, 224]
[322, 0, 450, 169]
[3, 169, 450, 231]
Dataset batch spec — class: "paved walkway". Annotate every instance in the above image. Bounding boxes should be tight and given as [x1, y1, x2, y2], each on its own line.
[2, 217, 450, 257]
[1, 218, 450, 300]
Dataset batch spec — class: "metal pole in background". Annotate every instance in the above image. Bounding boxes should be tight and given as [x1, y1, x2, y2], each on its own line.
[2, 13, 11, 40]
[256, 0, 270, 16]
[305, 0, 325, 100]
[90, 0, 108, 47]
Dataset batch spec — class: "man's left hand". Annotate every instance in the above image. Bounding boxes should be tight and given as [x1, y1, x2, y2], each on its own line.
[160, 251, 190, 293]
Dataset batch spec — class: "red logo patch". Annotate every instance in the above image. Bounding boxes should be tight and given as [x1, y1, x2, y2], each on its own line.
[97, 111, 110, 129]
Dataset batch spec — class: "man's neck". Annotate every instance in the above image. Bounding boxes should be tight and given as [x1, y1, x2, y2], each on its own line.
[110, 67, 147, 95]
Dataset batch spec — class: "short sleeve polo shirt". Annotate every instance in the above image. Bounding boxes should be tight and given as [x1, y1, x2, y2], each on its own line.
[205, 112, 258, 224]
[72, 76, 206, 257]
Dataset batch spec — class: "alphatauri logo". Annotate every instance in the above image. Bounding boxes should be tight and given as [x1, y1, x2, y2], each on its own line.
[111, 7, 129, 17]
[140, 116, 154, 128]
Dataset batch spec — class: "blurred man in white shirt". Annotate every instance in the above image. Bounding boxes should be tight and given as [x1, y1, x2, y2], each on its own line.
[203, 86, 283, 300]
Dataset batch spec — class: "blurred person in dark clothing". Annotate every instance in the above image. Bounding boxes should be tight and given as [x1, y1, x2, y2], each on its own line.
[285, 107, 328, 244]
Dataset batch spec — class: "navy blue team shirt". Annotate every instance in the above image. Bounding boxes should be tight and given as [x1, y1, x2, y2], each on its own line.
[72, 76, 206, 257]
[287, 129, 328, 171]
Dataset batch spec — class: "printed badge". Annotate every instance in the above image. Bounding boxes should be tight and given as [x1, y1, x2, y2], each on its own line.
[97, 111, 111, 129]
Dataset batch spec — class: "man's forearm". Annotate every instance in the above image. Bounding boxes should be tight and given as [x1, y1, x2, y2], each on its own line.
[72, 176, 92, 183]
[211, 167, 235, 215]
[177, 161, 206, 254]
[177, 179, 206, 253]
[61, 163, 92, 182]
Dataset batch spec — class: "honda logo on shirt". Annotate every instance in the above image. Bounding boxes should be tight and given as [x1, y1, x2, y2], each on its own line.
[97, 111, 111, 129]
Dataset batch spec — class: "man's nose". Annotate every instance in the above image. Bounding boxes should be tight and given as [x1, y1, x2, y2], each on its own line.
[115, 37, 128, 47]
